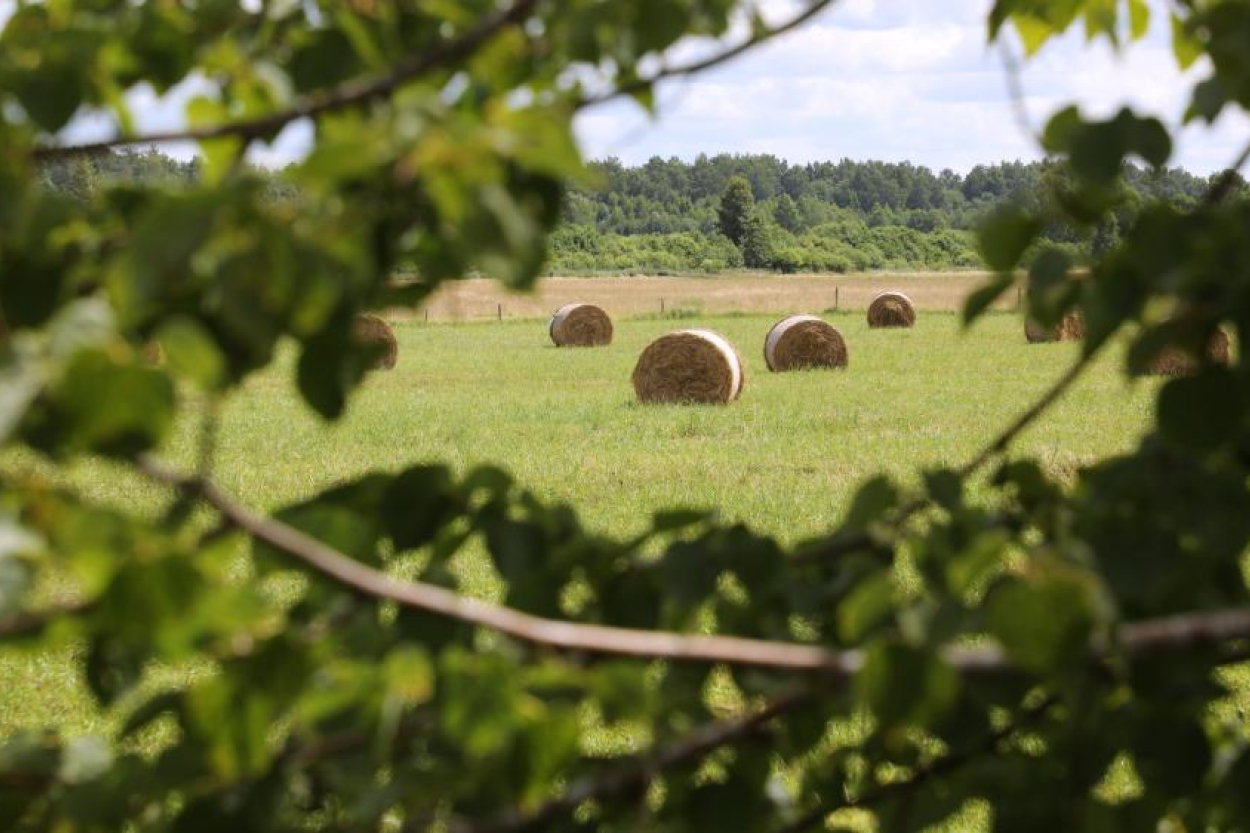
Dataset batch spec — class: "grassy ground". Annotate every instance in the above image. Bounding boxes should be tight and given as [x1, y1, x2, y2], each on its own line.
[196, 310, 1155, 545]
[0, 309, 1166, 761]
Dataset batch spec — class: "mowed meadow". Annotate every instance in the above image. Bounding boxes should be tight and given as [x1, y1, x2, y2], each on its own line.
[2, 274, 1167, 741]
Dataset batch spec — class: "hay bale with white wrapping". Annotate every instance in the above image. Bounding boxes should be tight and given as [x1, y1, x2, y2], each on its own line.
[867, 291, 916, 329]
[549, 303, 613, 347]
[1141, 329, 1232, 377]
[764, 314, 848, 372]
[353, 313, 398, 370]
[1025, 310, 1085, 344]
[632, 329, 744, 405]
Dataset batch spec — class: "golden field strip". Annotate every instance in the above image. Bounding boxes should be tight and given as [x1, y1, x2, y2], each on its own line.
[412, 271, 1010, 321]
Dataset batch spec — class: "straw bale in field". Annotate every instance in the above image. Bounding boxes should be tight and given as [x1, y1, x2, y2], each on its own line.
[764, 314, 848, 372]
[354, 314, 398, 370]
[867, 291, 916, 328]
[549, 303, 613, 347]
[632, 329, 744, 404]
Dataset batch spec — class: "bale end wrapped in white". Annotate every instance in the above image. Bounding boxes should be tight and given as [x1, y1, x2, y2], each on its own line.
[764, 314, 848, 372]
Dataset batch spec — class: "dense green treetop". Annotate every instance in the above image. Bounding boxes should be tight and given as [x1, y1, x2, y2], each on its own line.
[4, 1, 1250, 831]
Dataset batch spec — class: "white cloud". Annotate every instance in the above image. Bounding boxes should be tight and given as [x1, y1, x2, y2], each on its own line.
[13, 0, 1248, 173]
[576, 0, 1250, 173]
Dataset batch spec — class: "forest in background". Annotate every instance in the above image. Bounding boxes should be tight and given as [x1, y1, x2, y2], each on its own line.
[39, 148, 1219, 275]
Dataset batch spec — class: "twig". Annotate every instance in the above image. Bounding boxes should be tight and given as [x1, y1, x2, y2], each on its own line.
[136, 455, 1250, 672]
[456, 688, 813, 833]
[32, 0, 540, 159]
[998, 38, 1039, 143]
[576, 0, 839, 110]
[956, 347, 1101, 478]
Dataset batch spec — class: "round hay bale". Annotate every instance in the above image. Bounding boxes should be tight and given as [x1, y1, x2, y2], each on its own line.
[1142, 329, 1231, 377]
[867, 292, 916, 329]
[353, 314, 398, 370]
[764, 314, 848, 372]
[632, 329, 744, 405]
[1025, 310, 1085, 344]
[549, 303, 613, 347]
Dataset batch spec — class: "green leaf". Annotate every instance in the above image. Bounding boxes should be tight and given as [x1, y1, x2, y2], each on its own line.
[1188, 77, 1228, 124]
[1133, 713, 1211, 797]
[1128, 0, 1150, 40]
[1129, 116, 1172, 168]
[1171, 13, 1203, 70]
[382, 646, 434, 706]
[6, 61, 85, 132]
[856, 642, 960, 728]
[652, 509, 713, 532]
[383, 465, 461, 551]
[187, 97, 243, 185]
[836, 572, 895, 643]
[986, 568, 1097, 673]
[1157, 368, 1243, 453]
[978, 207, 1041, 272]
[1043, 105, 1083, 154]
[154, 317, 226, 390]
[1015, 17, 1058, 55]
[841, 475, 900, 533]
[660, 541, 721, 609]
[22, 350, 175, 458]
[923, 468, 964, 511]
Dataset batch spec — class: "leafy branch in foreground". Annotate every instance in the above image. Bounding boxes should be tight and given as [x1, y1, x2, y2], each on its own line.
[5, 0, 1250, 830]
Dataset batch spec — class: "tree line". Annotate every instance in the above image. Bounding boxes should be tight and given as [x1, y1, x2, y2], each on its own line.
[38, 147, 1221, 275]
[555, 153, 1218, 274]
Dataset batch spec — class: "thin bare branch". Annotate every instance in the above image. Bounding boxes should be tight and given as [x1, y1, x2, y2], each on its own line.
[137, 455, 1250, 674]
[32, 0, 541, 159]
[576, 0, 839, 110]
[136, 455, 863, 674]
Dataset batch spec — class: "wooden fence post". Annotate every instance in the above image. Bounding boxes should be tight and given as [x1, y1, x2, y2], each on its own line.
[497, 303, 502, 321]
[835, 287, 839, 312]
[661, 298, 665, 315]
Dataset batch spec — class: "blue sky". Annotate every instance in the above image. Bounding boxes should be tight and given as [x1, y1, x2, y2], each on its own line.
[29, 0, 1250, 174]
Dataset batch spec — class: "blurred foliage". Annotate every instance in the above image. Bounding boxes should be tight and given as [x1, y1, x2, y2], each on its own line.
[3, 0, 1250, 831]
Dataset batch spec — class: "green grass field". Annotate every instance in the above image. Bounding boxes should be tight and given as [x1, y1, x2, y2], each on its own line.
[1, 310, 1165, 744]
[208, 311, 1155, 539]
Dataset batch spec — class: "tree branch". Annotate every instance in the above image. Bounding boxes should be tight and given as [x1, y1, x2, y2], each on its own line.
[136, 455, 863, 674]
[576, 0, 839, 110]
[31, 0, 541, 159]
[136, 455, 1250, 674]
